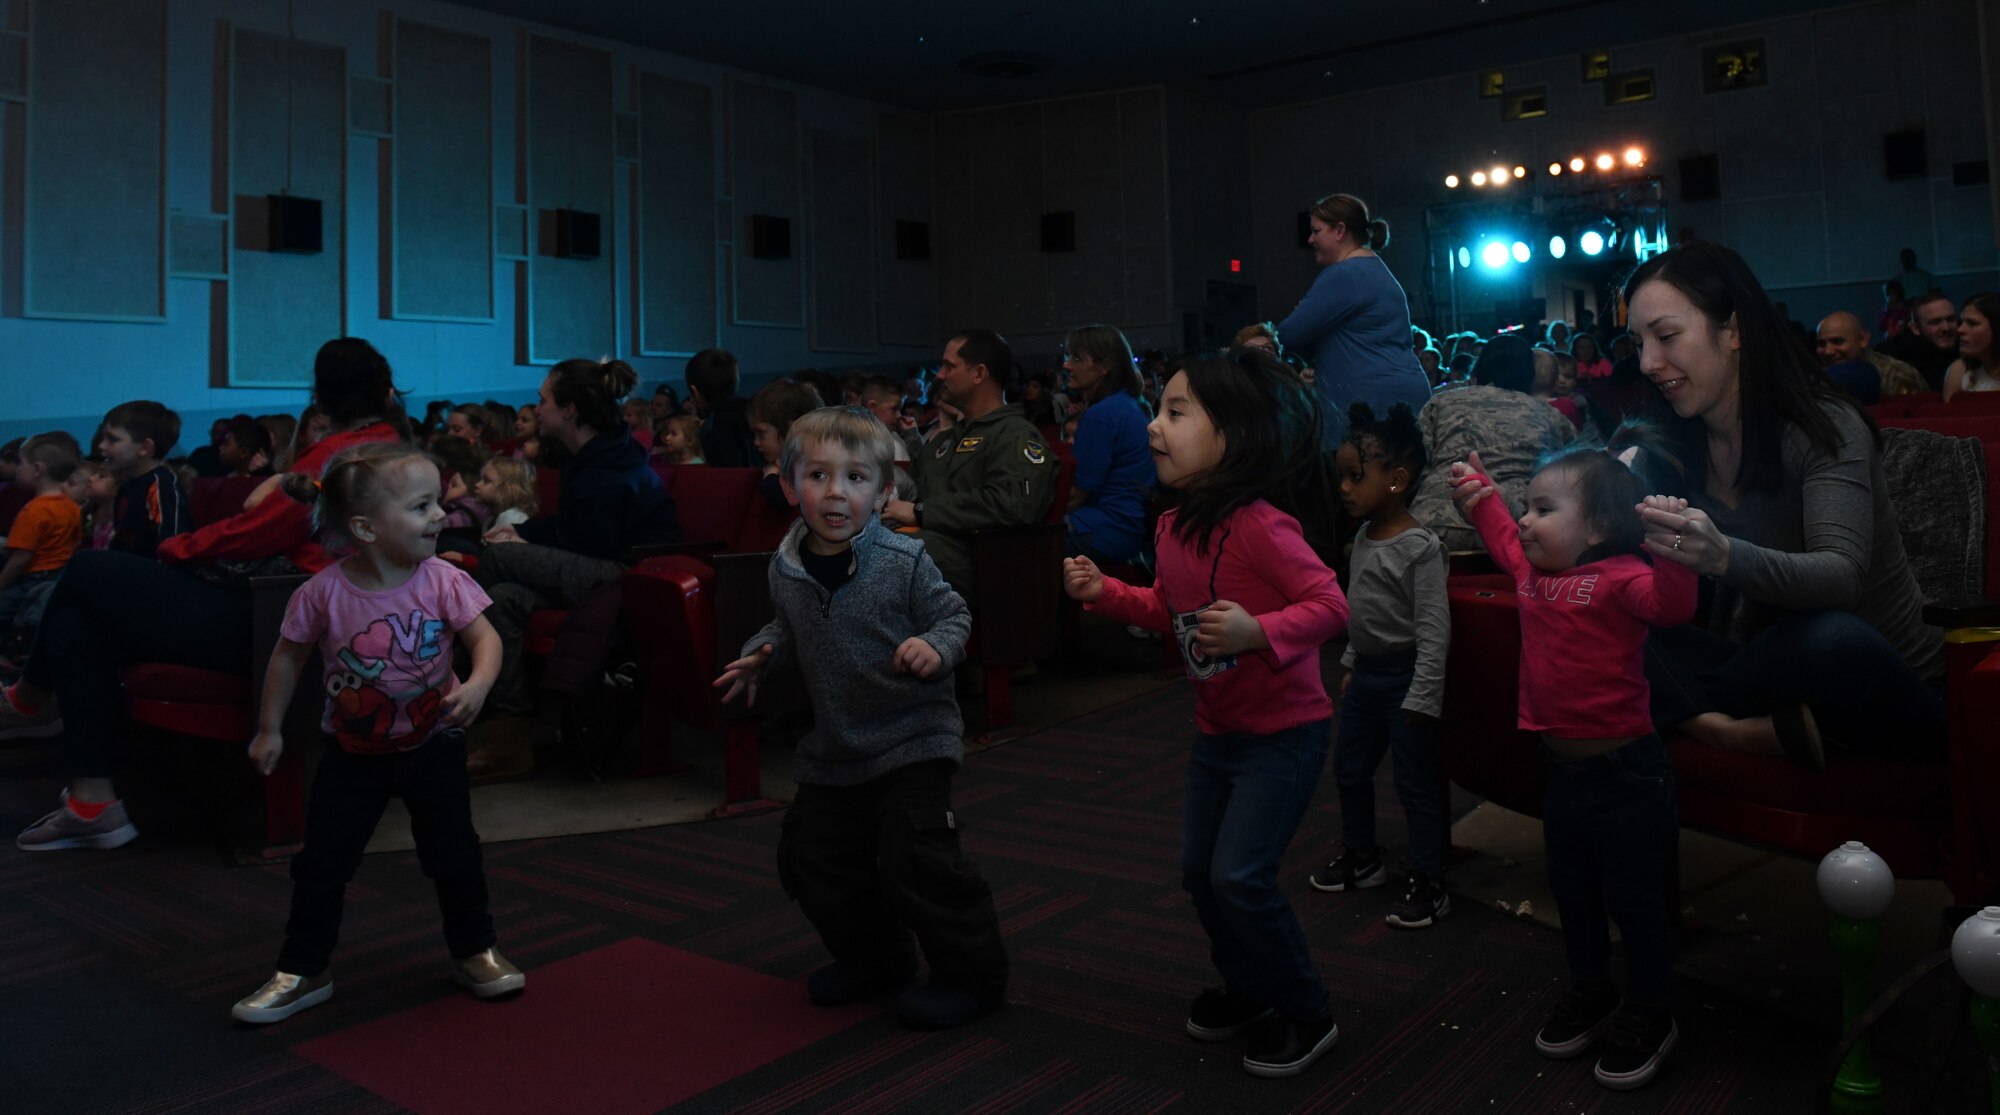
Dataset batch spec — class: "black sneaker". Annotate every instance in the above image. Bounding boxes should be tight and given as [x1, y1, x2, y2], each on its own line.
[1185, 986, 1272, 1041]
[1385, 872, 1450, 929]
[1594, 1005, 1677, 1090]
[806, 959, 918, 1006]
[1534, 979, 1621, 1058]
[1242, 1015, 1339, 1078]
[1309, 846, 1384, 892]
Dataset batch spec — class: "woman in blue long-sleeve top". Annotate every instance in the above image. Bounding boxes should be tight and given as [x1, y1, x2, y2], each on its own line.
[1277, 193, 1432, 447]
[1060, 324, 1155, 566]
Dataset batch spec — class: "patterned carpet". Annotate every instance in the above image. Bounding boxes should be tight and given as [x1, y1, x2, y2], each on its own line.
[0, 679, 1949, 1114]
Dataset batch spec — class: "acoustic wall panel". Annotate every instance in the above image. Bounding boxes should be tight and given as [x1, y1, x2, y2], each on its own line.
[876, 113, 935, 346]
[350, 75, 391, 136]
[808, 129, 872, 353]
[634, 72, 713, 356]
[728, 78, 801, 327]
[25, 0, 164, 321]
[524, 35, 613, 364]
[392, 20, 492, 322]
[168, 213, 228, 278]
[228, 28, 345, 386]
[0, 31, 24, 100]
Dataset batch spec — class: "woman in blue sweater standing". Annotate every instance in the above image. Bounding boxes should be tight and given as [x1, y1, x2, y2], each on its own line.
[1277, 194, 1432, 447]
[1060, 324, 1156, 567]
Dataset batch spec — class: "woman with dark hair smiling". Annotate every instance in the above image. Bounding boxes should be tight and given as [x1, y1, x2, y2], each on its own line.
[1625, 242, 1943, 770]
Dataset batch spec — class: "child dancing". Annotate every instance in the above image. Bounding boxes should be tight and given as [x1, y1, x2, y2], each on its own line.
[1309, 402, 1452, 930]
[1449, 435, 1696, 1090]
[716, 406, 1007, 1029]
[232, 442, 522, 1023]
[1065, 348, 1349, 1078]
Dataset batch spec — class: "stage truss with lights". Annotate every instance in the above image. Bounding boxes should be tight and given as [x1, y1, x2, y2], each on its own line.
[1422, 146, 1671, 335]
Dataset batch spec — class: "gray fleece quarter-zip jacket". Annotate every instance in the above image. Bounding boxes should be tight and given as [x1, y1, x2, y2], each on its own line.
[742, 518, 973, 787]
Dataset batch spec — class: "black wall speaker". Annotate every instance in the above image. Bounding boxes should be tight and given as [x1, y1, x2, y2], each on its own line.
[235, 194, 323, 253]
[745, 214, 792, 260]
[1679, 154, 1721, 202]
[1883, 129, 1927, 181]
[537, 208, 601, 259]
[1039, 211, 1076, 253]
[894, 219, 931, 261]
[1953, 160, 1991, 188]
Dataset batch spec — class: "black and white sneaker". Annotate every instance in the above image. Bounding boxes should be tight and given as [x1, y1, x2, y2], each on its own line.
[1384, 872, 1450, 929]
[1242, 1016, 1339, 1078]
[1534, 979, 1621, 1059]
[1593, 1005, 1677, 1090]
[1185, 986, 1272, 1041]
[1309, 846, 1384, 892]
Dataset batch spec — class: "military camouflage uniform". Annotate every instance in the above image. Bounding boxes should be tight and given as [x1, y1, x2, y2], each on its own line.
[909, 403, 1057, 602]
[1866, 349, 1929, 396]
[1409, 385, 1576, 552]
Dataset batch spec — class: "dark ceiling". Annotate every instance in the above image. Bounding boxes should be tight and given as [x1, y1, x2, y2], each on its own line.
[447, 0, 1854, 111]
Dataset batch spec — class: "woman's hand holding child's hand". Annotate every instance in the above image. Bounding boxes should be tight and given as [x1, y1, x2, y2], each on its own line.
[441, 678, 492, 727]
[714, 644, 774, 706]
[1196, 600, 1268, 657]
[1638, 494, 1730, 576]
[483, 524, 524, 545]
[247, 731, 284, 776]
[1447, 451, 1494, 517]
[1062, 556, 1104, 603]
[892, 637, 942, 679]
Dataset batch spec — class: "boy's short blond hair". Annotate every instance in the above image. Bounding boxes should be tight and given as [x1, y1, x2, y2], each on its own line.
[779, 406, 899, 488]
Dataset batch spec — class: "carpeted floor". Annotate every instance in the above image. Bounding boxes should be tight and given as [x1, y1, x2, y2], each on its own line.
[1, 674, 1978, 1113]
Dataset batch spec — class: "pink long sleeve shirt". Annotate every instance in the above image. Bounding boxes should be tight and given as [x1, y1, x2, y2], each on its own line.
[1467, 478, 1699, 739]
[1090, 501, 1349, 736]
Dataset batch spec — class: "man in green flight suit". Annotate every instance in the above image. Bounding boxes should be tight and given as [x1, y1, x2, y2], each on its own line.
[881, 329, 1056, 604]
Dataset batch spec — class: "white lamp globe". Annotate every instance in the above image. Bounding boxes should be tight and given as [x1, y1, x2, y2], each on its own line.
[1816, 841, 1895, 920]
[1950, 907, 2000, 998]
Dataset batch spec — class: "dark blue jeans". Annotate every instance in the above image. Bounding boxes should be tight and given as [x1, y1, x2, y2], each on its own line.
[1183, 718, 1332, 1021]
[1333, 650, 1446, 877]
[1646, 609, 1946, 761]
[1542, 734, 1678, 1009]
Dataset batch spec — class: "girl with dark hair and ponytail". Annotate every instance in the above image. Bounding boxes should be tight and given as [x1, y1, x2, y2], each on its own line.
[1276, 193, 1433, 447]
[468, 358, 681, 781]
[1064, 347, 1349, 1079]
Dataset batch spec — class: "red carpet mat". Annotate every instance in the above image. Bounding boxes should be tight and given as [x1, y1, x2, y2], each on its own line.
[293, 937, 880, 1114]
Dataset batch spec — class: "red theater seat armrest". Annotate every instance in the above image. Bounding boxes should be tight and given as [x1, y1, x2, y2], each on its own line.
[628, 540, 727, 561]
[1448, 550, 1499, 577]
[1924, 600, 2000, 628]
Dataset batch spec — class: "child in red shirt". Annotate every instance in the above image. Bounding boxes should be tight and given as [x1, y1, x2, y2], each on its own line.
[1449, 435, 1696, 1092]
[1066, 348, 1349, 1079]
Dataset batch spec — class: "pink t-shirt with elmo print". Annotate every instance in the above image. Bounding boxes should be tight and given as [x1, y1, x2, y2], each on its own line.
[280, 557, 493, 754]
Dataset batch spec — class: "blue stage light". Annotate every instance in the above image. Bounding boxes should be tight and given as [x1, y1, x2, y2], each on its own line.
[1511, 241, 1531, 263]
[1549, 235, 1566, 259]
[1480, 241, 1510, 270]
[1580, 230, 1606, 256]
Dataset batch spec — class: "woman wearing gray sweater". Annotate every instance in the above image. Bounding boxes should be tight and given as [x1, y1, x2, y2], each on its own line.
[1621, 243, 1944, 769]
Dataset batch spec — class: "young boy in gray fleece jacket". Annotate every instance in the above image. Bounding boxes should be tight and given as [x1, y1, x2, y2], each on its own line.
[717, 406, 1009, 1029]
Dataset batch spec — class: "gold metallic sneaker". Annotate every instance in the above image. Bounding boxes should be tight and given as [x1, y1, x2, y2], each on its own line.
[452, 948, 525, 998]
[230, 971, 332, 1023]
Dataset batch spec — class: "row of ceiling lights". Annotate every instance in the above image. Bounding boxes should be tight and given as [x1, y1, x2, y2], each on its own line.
[1445, 146, 1647, 189]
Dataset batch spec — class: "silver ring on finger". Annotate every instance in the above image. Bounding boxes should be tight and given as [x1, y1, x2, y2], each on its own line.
[1673, 533, 1683, 551]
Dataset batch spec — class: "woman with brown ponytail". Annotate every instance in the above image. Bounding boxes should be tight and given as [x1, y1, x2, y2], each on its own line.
[469, 358, 681, 780]
[1277, 193, 1433, 448]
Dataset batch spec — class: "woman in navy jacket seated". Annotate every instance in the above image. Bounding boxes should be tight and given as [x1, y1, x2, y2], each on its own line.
[471, 358, 680, 779]
[1060, 324, 1155, 567]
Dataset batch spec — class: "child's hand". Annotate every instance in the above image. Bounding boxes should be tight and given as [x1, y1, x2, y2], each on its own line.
[483, 524, 524, 545]
[1447, 451, 1493, 518]
[1196, 600, 1269, 657]
[714, 644, 774, 705]
[442, 679, 492, 727]
[247, 731, 285, 776]
[1063, 556, 1104, 602]
[1639, 494, 1689, 514]
[892, 637, 942, 678]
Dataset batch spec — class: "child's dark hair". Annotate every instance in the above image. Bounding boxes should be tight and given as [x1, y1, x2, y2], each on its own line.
[1533, 422, 1684, 565]
[1164, 346, 1341, 561]
[102, 401, 181, 458]
[0, 437, 21, 466]
[749, 379, 825, 438]
[431, 435, 490, 490]
[281, 442, 438, 544]
[1344, 401, 1427, 494]
[20, 433, 83, 482]
[547, 357, 639, 433]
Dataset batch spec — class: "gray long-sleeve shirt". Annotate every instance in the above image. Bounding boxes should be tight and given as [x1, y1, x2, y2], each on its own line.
[744, 518, 972, 786]
[1338, 523, 1451, 717]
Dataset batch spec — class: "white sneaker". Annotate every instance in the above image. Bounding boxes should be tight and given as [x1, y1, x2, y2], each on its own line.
[16, 790, 137, 851]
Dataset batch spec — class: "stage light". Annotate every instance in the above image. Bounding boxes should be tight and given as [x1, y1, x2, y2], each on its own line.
[1457, 246, 1472, 269]
[1470, 171, 1487, 186]
[1549, 235, 1566, 259]
[1580, 229, 1605, 255]
[1445, 174, 1460, 188]
[1511, 240, 1531, 263]
[1490, 165, 1508, 183]
[1623, 146, 1645, 166]
[1548, 162, 1563, 176]
[1512, 165, 1526, 179]
[1569, 156, 1586, 172]
[1480, 241, 1510, 270]
[1595, 152, 1615, 171]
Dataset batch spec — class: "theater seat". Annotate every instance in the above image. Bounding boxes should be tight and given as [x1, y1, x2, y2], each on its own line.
[524, 608, 566, 658]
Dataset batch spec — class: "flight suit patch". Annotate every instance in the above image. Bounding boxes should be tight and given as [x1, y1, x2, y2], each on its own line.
[1023, 442, 1047, 465]
[955, 437, 983, 453]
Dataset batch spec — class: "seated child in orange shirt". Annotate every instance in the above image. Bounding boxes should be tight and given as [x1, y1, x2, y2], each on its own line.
[0, 435, 84, 632]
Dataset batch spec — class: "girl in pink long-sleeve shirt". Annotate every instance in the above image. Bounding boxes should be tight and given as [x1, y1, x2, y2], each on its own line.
[1065, 347, 1348, 1080]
